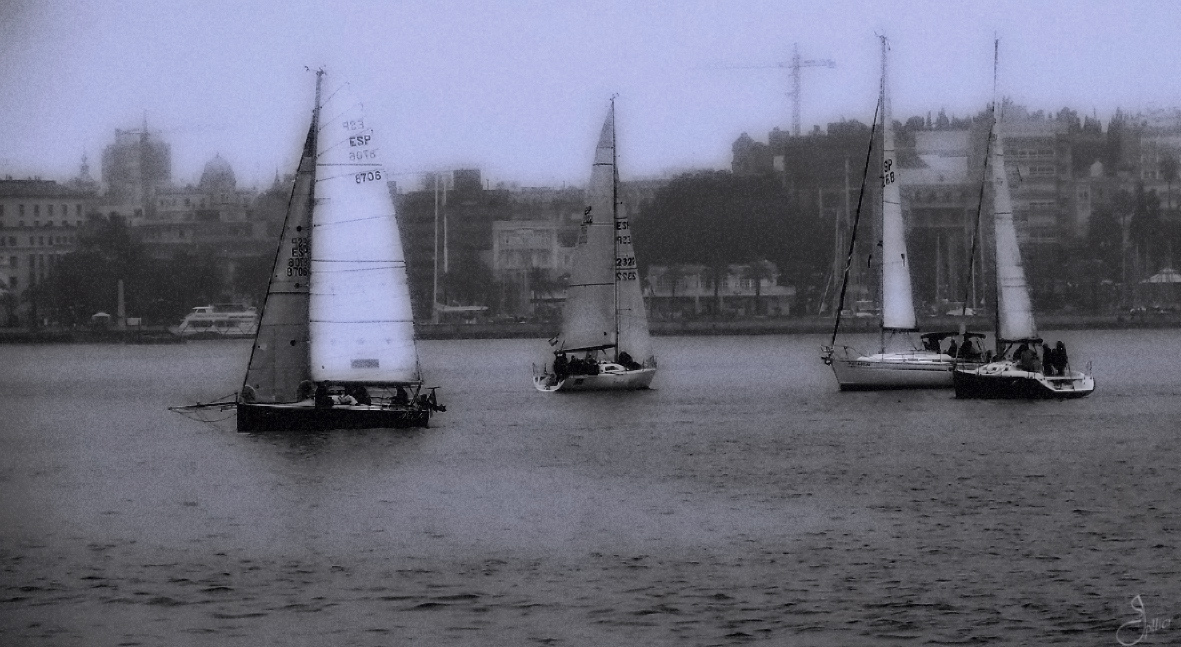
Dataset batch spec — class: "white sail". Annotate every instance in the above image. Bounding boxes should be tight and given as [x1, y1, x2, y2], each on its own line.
[242, 125, 316, 402]
[878, 38, 918, 331]
[990, 117, 1037, 342]
[309, 79, 420, 384]
[558, 107, 621, 353]
[614, 198, 654, 365]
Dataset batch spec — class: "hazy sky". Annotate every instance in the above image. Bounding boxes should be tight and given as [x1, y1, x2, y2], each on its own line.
[2, 0, 1179, 190]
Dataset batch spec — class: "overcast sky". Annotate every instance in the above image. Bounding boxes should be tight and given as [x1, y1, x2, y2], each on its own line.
[2, 0, 1178, 190]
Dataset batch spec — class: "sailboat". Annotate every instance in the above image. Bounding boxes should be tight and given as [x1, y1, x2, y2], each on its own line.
[534, 100, 656, 392]
[953, 57, 1094, 399]
[822, 37, 975, 390]
[176, 71, 444, 431]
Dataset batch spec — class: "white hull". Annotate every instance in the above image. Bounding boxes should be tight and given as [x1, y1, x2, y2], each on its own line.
[534, 365, 656, 392]
[825, 347, 957, 390]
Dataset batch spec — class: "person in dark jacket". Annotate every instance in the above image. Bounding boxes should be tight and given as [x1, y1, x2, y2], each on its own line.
[1052, 341, 1069, 375]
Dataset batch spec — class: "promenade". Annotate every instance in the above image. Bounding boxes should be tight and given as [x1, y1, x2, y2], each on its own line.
[2, 312, 1178, 344]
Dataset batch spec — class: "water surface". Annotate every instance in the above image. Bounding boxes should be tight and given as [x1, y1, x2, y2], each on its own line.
[1, 330, 1178, 645]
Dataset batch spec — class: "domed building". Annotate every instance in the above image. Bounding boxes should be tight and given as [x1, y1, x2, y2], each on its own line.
[140, 154, 266, 295]
[198, 154, 237, 192]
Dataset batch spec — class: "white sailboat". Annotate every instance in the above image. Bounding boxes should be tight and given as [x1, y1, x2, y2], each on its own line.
[822, 37, 974, 390]
[534, 100, 656, 392]
[953, 52, 1094, 399]
[232, 71, 444, 430]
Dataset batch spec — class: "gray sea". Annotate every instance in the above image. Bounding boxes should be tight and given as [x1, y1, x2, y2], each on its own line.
[1, 330, 1179, 646]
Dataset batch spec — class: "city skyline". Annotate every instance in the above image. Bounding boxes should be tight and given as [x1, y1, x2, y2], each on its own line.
[2, 0, 1180, 189]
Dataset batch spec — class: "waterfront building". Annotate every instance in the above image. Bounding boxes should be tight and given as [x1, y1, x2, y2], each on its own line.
[0, 177, 95, 323]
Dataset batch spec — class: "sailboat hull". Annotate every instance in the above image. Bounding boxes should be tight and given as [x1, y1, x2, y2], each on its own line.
[534, 366, 656, 392]
[826, 348, 957, 390]
[236, 401, 430, 432]
[953, 362, 1095, 399]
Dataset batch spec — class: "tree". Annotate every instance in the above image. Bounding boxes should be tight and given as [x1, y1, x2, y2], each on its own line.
[742, 259, 775, 315]
[1162, 152, 1179, 215]
[633, 170, 827, 311]
[660, 263, 688, 318]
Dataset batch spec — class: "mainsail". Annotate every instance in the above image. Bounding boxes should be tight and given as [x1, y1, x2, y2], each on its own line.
[989, 116, 1037, 342]
[558, 102, 653, 364]
[241, 124, 316, 402]
[878, 37, 918, 332]
[309, 78, 420, 384]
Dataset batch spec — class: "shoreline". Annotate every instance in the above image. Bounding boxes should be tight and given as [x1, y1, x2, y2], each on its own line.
[4, 313, 1177, 344]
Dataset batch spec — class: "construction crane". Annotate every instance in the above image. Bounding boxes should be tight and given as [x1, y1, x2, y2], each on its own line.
[717, 43, 836, 136]
[787, 43, 836, 136]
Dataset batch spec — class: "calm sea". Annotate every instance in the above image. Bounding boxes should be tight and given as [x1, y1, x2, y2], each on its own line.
[1, 330, 1179, 646]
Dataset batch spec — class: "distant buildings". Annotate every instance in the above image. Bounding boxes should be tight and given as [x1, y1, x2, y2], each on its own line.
[0, 175, 94, 324]
[732, 104, 1181, 310]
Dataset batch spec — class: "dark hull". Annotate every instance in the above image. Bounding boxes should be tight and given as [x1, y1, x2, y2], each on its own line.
[953, 368, 1095, 400]
[237, 402, 430, 432]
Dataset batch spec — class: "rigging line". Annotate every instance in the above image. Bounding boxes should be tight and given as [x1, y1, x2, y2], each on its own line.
[960, 111, 993, 320]
[309, 318, 415, 324]
[317, 162, 382, 167]
[312, 213, 396, 226]
[316, 97, 362, 135]
[318, 80, 349, 112]
[309, 267, 403, 273]
[828, 95, 881, 348]
[312, 258, 406, 264]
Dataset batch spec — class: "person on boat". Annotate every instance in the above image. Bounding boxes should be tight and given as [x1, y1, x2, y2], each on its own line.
[346, 384, 371, 406]
[923, 336, 940, 352]
[1052, 341, 1069, 375]
[297, 380, 315, 401]
[1042, 343, 1055, 376]
[240, 384, 257, 403]
[1015, 344, 1039, 372]
[946, 339, 958, 358]
[553, 353, 569, 380]
[961, 339, 982, 362]
[393, 385, 410, 406]
[314, 383, 333, 409]
[618, 351, 641, 370]
[336, 392, 357, 406]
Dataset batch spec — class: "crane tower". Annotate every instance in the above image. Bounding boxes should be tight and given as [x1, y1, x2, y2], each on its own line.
[788, 43, 836, 136]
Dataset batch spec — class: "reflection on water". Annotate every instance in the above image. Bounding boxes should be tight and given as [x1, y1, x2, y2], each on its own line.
[2, 330, 1180, 645]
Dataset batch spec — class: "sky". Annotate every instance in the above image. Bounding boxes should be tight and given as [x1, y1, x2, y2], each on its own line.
[2, 0, 1179, 191]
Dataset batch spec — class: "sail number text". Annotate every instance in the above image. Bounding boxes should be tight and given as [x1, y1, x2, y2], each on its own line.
[615, 255, 636, 281]
[287, 236, 310, 277]
[349, 133, 376, 161]
[355, 170, 383, 183]
[615, 234, 632, 245]
[882, 158, 895, 187]
[342, 119, 365, 131]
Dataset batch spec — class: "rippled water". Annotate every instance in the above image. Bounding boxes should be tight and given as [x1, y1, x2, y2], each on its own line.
[2, 330, 1180, 645]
